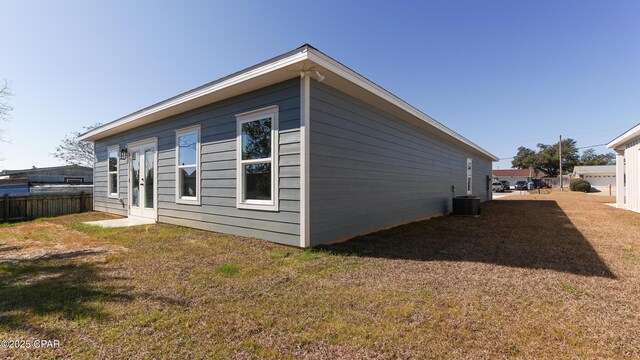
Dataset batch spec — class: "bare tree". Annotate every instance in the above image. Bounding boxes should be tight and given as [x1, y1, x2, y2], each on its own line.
[0, 79, 13, 143]
[52, 123, 102, 167]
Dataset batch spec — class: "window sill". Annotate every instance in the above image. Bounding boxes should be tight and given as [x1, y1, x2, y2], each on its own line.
[108, 194, 119, 199]
[176, 197, 201, 206]
[237, 202, 279, 212]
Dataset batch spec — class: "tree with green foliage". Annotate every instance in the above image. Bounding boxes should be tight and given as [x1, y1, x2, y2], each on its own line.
[579, 148, 615, 166]
[511, 138, 579, 176]
[537, 139, 580, 176]
[511, 146, 538, 169]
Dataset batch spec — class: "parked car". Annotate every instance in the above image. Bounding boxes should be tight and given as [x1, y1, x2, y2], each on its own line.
[528, 181, 536, 190]
[492, 182, 505, 192]
[514, 180, 528, 190]
[500, 181, 510, 190]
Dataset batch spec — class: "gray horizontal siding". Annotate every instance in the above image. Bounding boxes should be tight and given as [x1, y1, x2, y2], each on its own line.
[309, 80, 493, 246]
[93, 146, 128, 216]
[93, 78, 301, 246]
[473, 157, 492, 202]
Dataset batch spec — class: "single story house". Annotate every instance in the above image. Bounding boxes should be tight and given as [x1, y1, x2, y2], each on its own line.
[492, 168, 543, 186]
[0, 165, 93, 196]
[608, 123, 639, 213]
[79, 44, 498, 247]
[572, 165, 616, 192]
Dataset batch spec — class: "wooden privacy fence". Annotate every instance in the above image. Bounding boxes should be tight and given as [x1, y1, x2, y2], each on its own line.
[1, 192, 92, 222]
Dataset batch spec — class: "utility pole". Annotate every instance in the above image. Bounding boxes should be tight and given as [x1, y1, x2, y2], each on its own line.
[559, 135, 563, 192]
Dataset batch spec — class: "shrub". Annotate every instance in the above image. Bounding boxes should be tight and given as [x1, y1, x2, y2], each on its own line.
[573, 181, 591, 193]
[570, 178, 589, 191]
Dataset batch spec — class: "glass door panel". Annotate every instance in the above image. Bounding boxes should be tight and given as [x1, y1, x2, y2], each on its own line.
[144, 148, 155, 209]
[128, 141, 156, 220]
[131, 151, 140, 208]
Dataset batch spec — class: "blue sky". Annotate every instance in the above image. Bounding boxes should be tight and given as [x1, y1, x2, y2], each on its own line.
[1, 0, 638, 170]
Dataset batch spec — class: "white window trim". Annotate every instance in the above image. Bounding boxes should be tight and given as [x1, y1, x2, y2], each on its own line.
[175, 125, 201, 205]
[235, 105, 279, 211]
[107, 145, 119, 199]
[467, 158, 473, 195]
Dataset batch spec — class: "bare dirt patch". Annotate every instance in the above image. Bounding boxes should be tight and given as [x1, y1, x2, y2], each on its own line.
[0, 221, 125, 264]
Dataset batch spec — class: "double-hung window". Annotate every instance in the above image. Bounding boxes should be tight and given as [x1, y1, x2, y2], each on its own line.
[466, 158, 473, 194]
[107, 146, 119, 198]
[236, 105, 279, 211]
[175, 125, 201, 204]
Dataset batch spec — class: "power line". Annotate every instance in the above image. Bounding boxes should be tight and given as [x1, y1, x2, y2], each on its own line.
[493, 126, 629, 148]
[576, 143, 607, 150]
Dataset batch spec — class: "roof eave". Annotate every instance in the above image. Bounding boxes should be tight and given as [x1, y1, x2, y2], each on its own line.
[79, 45, 498, 162]
[305, 49, 498, 161]
[607, 123, 640, 149]
[78, 47, 311, 142]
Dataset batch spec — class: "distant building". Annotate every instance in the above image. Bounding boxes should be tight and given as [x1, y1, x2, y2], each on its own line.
[0, 178, 29, 196]
[492, 168, 545, 184]
[608, 124, 639, 212]
[0, 165, 93, 196]
[0, 165, 93, 183]
[572, 165, 616, 192]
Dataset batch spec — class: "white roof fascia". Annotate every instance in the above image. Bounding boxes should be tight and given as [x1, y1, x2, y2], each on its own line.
[607, 123, 640, 149]
[79, 45, 498, 162]
[79, 48, 310, 141]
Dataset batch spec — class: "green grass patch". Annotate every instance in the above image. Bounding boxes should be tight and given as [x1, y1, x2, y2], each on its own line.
[0, 262, 41, 282]
[14, 230, 52, 241]
[269, 248, 330, 266]
[241, 338, 280, 358]
[619, 246, 637, 263]
[558, 281, 592, 297]
[214, 264, 239, 276]
[269, 249, 292, 262]
[559, 282, 579, 293]
[528, 188, 552, 194]
[135, 310, 171, 328]
[268, 247, 360, 277]
[300, 257, 360, 277]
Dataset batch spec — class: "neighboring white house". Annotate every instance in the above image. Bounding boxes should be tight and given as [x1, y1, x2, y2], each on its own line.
[572, 165, 616, 193]
[607, 123, 640, 213]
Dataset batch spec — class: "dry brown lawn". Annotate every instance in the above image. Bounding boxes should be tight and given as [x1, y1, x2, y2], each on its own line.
[0, 192, 638, 359]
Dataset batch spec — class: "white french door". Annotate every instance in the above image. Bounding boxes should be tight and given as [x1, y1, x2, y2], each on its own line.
[128, 139, 157, 220]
